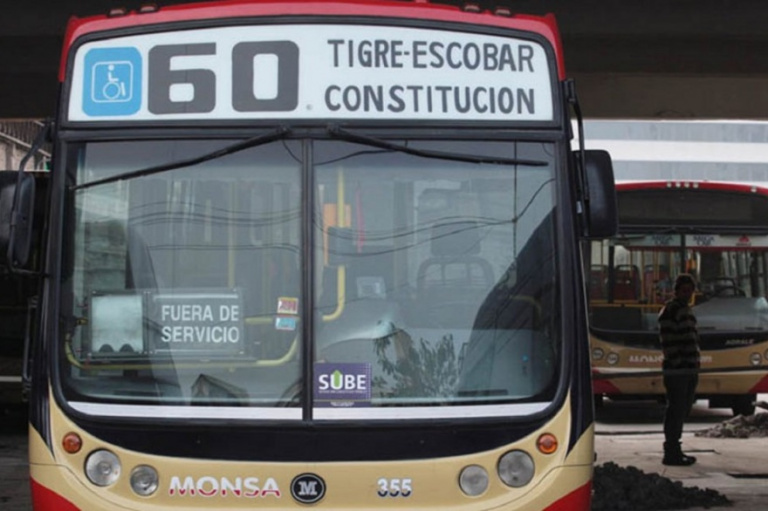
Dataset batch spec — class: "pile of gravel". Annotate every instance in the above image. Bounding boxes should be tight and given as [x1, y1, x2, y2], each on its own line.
[695, 411, 768, 439]
[591, 462, 732, 511]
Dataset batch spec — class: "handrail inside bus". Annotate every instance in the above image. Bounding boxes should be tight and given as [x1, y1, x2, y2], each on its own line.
[64, 331, 299, 370]
[322, 167, 348, 321]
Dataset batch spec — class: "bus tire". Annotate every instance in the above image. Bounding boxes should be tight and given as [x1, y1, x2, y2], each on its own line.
[731, 395, 756, 417]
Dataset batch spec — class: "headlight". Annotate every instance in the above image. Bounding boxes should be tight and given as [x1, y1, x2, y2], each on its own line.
[498, 450, 535, 488]
[592, 347, 605, 360]
[606, 352, 619, 365]
[130, 465, 159, 496]
[85, 450, 121, 487]
[750, 353, 762, 366]
[459, 465, 489, 496]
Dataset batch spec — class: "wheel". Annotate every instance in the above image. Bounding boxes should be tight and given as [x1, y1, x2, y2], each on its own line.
[731, 395, 756, 416]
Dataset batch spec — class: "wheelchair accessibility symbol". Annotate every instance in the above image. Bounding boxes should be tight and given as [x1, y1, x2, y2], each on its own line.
[83, 47, 142, 116]
[94, 62, 132, 102]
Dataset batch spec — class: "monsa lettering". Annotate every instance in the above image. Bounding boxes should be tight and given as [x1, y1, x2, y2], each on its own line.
[169, 476, 281, 498]
[628, 354, 664, 364]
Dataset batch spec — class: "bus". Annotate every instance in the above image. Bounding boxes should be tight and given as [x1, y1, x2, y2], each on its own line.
[0, 1, 616, 509]
[589, 180, 768, 415]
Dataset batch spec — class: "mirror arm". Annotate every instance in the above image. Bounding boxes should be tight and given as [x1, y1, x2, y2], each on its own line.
[564, 79, 589, 235]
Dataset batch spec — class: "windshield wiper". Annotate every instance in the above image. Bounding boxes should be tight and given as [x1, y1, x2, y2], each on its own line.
[326, 125, 547, 167]
[71, 126, 291, 191]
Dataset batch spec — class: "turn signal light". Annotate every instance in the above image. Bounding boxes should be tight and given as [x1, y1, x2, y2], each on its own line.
[537, 433, 558, 455]
[62, 432, 82, 454]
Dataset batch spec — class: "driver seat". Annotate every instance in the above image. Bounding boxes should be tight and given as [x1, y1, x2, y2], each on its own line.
[414, 222, 494, 327]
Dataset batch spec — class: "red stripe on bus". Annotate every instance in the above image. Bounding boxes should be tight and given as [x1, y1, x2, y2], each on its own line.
[749, 373, 768, 393]
[30, 479, 80, 511]
[544, 480, 592, 510]
[591, 375, 621, 395]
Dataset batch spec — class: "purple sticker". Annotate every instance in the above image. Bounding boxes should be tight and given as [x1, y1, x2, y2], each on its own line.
[314, 362, 372, 407]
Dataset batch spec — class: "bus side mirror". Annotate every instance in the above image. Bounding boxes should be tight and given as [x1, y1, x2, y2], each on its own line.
[579, 149, 617, 239]
[0, 171, 36, 268]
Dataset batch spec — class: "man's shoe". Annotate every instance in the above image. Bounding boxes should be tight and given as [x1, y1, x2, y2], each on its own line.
[662, 453, 697, 466]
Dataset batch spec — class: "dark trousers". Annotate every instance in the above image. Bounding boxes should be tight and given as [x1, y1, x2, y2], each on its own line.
[663, 371, 699, 450]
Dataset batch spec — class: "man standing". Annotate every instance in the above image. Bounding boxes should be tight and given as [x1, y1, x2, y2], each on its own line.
[658, 273, 700, 466]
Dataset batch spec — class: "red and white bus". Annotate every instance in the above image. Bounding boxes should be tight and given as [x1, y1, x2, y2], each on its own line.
[0, 1, 616, 509]
[590, 180, 768, 415]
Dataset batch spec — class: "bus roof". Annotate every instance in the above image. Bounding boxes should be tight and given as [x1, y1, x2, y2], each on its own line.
[614, 180, 768, 232]
[616, 180, 768, 196]
[59, 0, 564, 82]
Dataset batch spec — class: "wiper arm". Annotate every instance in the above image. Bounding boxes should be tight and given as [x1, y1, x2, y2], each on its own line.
[327, 125, 547, 167]
[71, 126, 291, 191]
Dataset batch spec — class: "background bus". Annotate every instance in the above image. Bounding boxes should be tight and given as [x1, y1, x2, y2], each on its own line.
[589, 180, 768, 415]
[0, 1, 615, 509]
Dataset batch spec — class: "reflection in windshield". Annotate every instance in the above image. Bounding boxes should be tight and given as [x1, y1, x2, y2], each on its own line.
[62, 140, 303, 410]
[312, 140, 559, 409]
[59, 137, 560, 418]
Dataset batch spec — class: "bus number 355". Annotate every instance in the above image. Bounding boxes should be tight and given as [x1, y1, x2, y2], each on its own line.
[377, 477, 413, 498]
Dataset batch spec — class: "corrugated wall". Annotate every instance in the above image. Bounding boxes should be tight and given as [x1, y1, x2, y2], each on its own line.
[0, 120, 50, 171]
[580, 120, 768, 183]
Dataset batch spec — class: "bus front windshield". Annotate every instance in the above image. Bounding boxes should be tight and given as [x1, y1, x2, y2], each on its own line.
[59, 137, 560, 420]
[590, 235, 768, 334]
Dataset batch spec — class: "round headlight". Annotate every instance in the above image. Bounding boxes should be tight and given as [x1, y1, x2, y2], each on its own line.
[85, 450, 121, 487]
[606, 352, 619, 365]
[459, 465, 489, 496]
[592, 347, 605, 360]
[498, 450, 535, 488]
[130, 465, 159, 496]
[750, 353, 762, 366]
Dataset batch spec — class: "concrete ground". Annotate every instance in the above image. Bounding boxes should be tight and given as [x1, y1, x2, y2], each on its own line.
[595, 396, 768, 510]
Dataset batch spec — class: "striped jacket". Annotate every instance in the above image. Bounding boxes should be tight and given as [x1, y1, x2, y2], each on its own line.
[658, 298, 701, 370]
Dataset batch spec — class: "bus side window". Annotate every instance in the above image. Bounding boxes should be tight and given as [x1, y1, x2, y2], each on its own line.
[612, 264, 640, 300]
[589, 265, 608, 300]
[644, 264, 671, 303]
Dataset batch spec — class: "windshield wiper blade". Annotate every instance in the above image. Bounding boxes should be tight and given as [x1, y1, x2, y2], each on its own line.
[327, 125, 547, 166]
[71, 126, 291, 191]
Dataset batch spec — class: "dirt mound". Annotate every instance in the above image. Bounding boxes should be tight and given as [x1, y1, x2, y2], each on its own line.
[592, 462, 732, 511]
[694, 411, 768, 439]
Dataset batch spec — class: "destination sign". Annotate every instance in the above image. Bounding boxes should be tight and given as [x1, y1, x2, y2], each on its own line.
[618, 234, 768, 249]
[147, 291, 244, 354]
[67, 24, 553, 122]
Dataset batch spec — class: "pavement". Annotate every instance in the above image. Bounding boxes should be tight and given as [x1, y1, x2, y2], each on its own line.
[595, 397, 768, 510]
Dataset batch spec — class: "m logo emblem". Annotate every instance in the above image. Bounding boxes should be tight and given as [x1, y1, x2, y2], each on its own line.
[291, 473, 325, 504]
